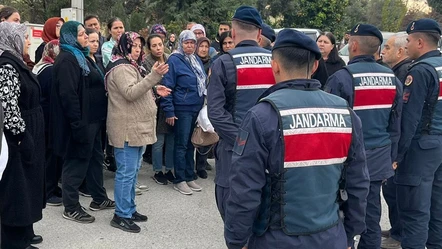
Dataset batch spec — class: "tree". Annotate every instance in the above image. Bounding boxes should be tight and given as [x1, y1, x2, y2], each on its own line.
[381, 0, 407, 32]
[258, 0, 349, 34]
[428, 0, 442, 15]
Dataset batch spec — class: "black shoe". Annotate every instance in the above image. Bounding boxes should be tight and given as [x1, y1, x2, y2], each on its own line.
[46, 195, 62, 206]
[130, 211, 148, 222]
[63, 206, 95, 223]
[110, 214, 141, 233]
[25, 246, 38, 249]
[143, 156, 152, 164]
[30, 235, 43, 244]
[165, 170, 176, 183]
[205, 161, 213, 171]
[381, 229, 390, 238]
[197, 170, 208, 179]
[89, 199, 115, 211]
[193, 173, 198, 180]
[152, 171, 168, 185]
[104, 156, 117, 172]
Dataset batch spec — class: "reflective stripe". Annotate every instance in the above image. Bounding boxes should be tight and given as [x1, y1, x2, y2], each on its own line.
[237, 84, 274, 90]
[354, 104, 393, 110]
[232, 53, 272, 58]
[237, 64, 272, 69]
[355, 85, 396, 90]
[283, 127, 352, 135]
[284, 157, 347, 168]
[436, 66, 442, 71]
[280, 108, 349, 116]
[353, 73, 395, 77]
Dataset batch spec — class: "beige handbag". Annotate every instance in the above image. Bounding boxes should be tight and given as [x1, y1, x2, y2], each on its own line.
[191, 125, 219, 148]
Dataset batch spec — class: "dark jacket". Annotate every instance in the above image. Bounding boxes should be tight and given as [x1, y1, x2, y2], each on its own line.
[325, 57, 346, 76]
[312, 58, 329, 88]
[36, 64, 54, 132]
[0, 51, 45, 226]
[160, 53, 205, 117]
[86, 57, 107, 123]
[392, 58, 412, 84]
[50, 51, 91, 159]
[35, 42, 46, 64]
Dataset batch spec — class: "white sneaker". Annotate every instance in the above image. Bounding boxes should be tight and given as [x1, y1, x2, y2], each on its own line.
[136, 182, 149, 191]
[186, 181, 202, 192]
[174, 182, 193, 195]
[135, 187, 143, 195]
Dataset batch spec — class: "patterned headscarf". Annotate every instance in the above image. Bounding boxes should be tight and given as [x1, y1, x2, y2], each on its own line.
[59, 21, 90, 76]
[177, 30, 206, 97]
[42, 17, 64, 43]
[32, 40, 60, 74]
[0, 22, 26, 61]
[150, 24, 167, 38]
[110, 31, 147, 77]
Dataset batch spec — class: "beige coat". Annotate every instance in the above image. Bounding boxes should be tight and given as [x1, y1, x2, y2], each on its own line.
[106, 64, 162, 148]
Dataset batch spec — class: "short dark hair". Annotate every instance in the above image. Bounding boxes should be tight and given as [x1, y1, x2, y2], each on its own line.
[219, 21, 231, 29]
[0, 6, 18, 21]
[316, 32, 340, 62]
[232, 20, 259, 34]
[273, 47, 315, 73]
[146, 34, 163, 50]
[84, 15, 99, 23]
[416, 32, 440, 47]
[354, 36, 380, 55]
[85, 28, 99, 36]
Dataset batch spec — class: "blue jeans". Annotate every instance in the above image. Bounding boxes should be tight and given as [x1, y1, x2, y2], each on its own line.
[152, 133, 174, 172]
[173, 111, 198, 183]
[113, 142, 145, 218]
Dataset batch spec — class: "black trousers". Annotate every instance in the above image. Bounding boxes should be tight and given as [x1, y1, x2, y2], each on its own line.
[62, 123, 108, 212]
[45, 149, 63, 199]
[195, 146, 211, 171]
[1, 223, 33, 249]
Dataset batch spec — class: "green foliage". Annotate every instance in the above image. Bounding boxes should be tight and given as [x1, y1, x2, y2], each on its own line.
[381, 0, 407, 32]
[428, 0, 442, 15]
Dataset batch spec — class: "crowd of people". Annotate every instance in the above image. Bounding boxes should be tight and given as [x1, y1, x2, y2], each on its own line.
[0, 3, 441, 249]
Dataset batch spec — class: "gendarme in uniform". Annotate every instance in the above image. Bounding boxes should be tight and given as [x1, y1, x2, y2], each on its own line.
[395, 18, 442, 248]
[224, 29, 370, 249]
[324, 23, 403, 248]
[207, 6, 275, 219]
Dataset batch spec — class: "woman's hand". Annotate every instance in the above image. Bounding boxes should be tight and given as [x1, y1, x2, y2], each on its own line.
[155, 85, 171, 97]
[166, 117, 178, 126]
[152, 61, 169, 75]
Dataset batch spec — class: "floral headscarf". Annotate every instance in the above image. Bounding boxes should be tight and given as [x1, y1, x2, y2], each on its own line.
[59, 21, 90, 76]
[32, 40, 60, 74]
[110, 31, 147, 77]
[150, 24, 167, 38]
[177, 30, 206, 97]
[0, 22, 26, 61]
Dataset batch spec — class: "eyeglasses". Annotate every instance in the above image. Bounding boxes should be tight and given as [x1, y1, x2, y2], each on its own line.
[194, 32, 204, 35]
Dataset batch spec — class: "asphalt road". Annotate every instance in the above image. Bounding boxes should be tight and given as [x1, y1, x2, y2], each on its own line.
[34, 159, 391, 249]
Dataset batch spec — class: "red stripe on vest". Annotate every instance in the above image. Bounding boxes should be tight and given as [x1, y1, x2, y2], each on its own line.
[354, 88, 396, 107]
[237, 67, 275, 87]
[284, 133, 352, 162]
[439, 82, 442, 97]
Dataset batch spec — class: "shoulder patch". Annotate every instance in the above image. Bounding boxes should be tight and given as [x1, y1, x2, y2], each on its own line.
[233, 128, 249, 156]
[405, 75, 413, 86]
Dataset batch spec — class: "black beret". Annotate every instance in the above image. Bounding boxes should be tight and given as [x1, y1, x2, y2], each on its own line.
[272, 29, 322, 60]
[350, 23, 383, 44]
[407, 18, 441, 35]
[261, 23, 275, 42]
[232, 6, 263, 28]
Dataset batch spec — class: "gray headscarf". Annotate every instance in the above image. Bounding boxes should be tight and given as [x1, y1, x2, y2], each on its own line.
[177, 30, 206, 97]
[0, 22, 26, 61]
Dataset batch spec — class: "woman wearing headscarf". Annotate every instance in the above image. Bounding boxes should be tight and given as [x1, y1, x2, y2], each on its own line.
[161, 30, 205, 195]
[32, 40, 64, 207]
[105, 31, 170, 233]
[0, 21, 45, 249]
[34, 17, 64, 63]
[50, 21, 114, 224]
[194, 36, 212, 179]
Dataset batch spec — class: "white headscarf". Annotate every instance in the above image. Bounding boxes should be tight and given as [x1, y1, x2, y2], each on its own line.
[177, 30, 206, 97]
